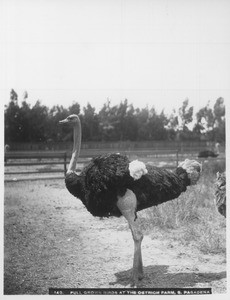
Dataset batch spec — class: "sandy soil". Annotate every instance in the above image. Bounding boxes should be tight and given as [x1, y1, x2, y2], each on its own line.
[4, 180, 226, 294]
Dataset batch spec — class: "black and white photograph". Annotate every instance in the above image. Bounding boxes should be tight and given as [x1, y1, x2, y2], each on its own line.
[1, 0, 229, 296]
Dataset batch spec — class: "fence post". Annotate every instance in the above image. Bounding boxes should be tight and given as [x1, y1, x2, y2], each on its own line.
[176, 150, 179, 167]
[64, 152, 67, 175]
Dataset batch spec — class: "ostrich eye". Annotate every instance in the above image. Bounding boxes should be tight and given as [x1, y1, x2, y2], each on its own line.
[67, 115, 77, 122]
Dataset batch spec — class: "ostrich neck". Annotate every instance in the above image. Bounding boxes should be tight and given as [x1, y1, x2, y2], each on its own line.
[68, 120, 82, 173]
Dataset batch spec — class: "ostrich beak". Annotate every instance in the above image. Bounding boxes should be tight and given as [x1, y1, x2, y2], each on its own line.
[59, 118, 69, 124]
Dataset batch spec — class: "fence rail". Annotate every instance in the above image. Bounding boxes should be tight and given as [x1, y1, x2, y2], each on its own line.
[4, 150, 180, 181]
[4, 149, 226, 182]
[8, 140, 220, 151]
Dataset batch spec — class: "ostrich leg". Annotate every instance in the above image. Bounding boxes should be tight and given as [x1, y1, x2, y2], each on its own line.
[117, 189, 144, 286]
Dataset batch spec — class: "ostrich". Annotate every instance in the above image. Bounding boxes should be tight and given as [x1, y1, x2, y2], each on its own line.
[198, 142, 220, 158]
[214, 172, 226, 218]
[59, 114, 202, 285]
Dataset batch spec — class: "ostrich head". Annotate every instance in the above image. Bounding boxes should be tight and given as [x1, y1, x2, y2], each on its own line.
[59, 114, 79, 125]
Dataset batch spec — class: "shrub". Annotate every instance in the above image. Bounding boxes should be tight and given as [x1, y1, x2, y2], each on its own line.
[201, 159, 225, 176]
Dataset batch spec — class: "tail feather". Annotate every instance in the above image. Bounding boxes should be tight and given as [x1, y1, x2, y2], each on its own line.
[178, 159, 202, 185]
[129, 160, 148, 180]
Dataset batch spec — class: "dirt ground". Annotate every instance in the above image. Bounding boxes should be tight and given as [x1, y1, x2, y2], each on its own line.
[4, 179, 227, 295]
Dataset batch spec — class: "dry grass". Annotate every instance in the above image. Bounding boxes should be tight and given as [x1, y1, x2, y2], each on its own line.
[138, 160, 226, 256]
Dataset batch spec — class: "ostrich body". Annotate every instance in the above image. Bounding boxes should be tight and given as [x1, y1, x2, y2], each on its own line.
[215, 172, 226, 217]
[60, 114, 202, 285]
[198, 143, 220, 158]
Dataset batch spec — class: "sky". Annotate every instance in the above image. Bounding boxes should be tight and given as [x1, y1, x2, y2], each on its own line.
[1, 0, 230, 115]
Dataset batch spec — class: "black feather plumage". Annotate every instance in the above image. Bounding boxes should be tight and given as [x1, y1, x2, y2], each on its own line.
[198, 150, 218, 158]
[65, 153, 194, 218]
[131, 165, 190, 213]
[65, 153, 133, 217]
[198, 143, 220, 158]
[84, 153, 132, 195]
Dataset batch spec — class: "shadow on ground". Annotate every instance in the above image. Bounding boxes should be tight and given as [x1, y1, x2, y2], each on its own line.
[110, 265, 226, 288]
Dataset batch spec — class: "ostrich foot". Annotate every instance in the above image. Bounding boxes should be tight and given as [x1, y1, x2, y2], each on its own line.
[138, 272, 144, 280]
[131, 269, 144, 283]
[129, 272, 144, 288]
[132, 266, 144, 281]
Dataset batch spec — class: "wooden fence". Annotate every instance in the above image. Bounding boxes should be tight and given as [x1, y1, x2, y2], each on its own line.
[4, 149, 179, 181]
[7, 140, 220, 152]
[5, 148, 225, 182]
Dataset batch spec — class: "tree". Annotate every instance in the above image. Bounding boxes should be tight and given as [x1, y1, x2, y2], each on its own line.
[47, 105, 69, 142]
[136, 107, 150, 140]
[123, 104, 138, 141]
[28, 100, 49, 142]
[68, 102, 80, 115]
[114, 99, 139, 141]
[5, 90, 50, 143]
[17, 101, 31, 142]
[178, 98, 193, 131]
[114, 99, 129, 140]
[213, 97, 225, 142]
[135, 106, 168, 141]
[10, 89, 18, 102]
[195, 101, 214, 136]
[194, 98, 225, 142]
[23, 90, 28, 100]
[82, 103, 100, 141]
[4, 96, 21, 143]
[5, 88, 225, 144]
[165, 99, 193, 140]
[98, 99, 118, 141]
[148, 109, 168, 140]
